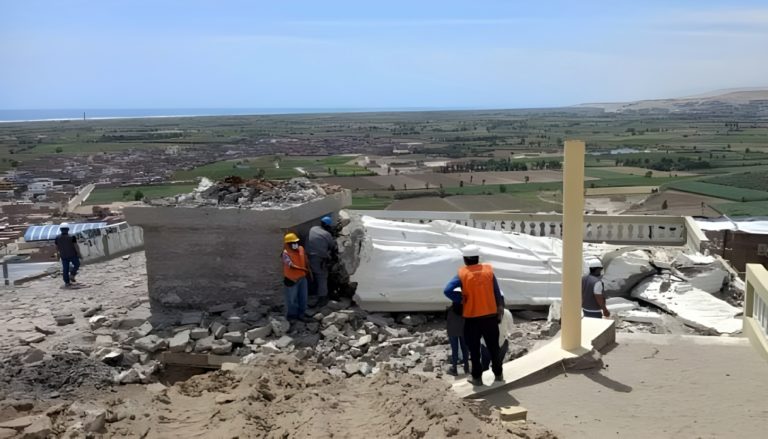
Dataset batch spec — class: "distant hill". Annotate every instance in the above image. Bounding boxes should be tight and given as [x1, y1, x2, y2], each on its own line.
[577, 89, 768, 116]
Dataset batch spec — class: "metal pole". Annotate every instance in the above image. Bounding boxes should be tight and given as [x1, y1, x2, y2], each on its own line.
[561, 140, 586, 350]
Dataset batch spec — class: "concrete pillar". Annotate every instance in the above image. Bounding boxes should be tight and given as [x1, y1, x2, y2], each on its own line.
[561, 140, 585, 350]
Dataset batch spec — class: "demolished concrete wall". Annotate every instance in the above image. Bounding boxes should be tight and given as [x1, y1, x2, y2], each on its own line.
[125, 189, 350, 309]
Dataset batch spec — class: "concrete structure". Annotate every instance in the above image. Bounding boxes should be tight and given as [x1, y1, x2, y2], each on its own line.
[744, 263, 768, 361]
[124, 190, 350, 309]
[78, 222, 145, 263]
[561, 140, 586, 350]
[355, 211, 703, 250]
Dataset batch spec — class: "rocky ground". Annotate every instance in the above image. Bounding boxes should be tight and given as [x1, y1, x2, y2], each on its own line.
[0, 252, 561, 437]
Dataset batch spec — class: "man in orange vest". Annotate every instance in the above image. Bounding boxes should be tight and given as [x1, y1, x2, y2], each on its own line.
[444, 244, 504, 386]
[281, 232, 311, 321]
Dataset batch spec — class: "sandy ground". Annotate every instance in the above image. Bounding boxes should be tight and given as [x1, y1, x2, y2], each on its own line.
[625, 190, 726, 216]
[485, 333, 768, 439]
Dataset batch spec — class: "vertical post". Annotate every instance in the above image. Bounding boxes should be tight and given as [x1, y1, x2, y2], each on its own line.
[2, 259, 9, 286]
[561, 140, 585, 350]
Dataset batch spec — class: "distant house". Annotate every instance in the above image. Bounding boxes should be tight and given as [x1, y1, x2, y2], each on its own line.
[27, 179, 54, 195]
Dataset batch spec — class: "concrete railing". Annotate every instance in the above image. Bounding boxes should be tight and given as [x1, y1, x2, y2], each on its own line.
[744, 263, 768, 362]
[78, 222, 144, 263]
[354, 210, 700, 246]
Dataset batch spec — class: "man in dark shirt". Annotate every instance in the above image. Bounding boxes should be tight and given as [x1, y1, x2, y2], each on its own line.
[306, 216, 338, 307]
[54, 223, 81, 288]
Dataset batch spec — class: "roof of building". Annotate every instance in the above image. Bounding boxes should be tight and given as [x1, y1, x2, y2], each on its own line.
[24, 222, 107, 241]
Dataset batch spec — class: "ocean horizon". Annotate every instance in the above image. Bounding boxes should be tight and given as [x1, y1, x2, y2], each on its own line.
[0, 107, 476, 123]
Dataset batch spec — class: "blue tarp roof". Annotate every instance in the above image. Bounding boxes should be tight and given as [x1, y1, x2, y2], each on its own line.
[24, 222, 107, 242]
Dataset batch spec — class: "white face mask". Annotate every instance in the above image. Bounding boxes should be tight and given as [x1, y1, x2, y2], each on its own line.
[290, 243, 300, 250]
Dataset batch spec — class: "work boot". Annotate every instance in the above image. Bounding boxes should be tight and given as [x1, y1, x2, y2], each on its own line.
[494, 373, 504, 382]
[462, 362, 470, 375]
[317, 296, 329, 308]
[447, 366, 458, 376]
[469, 377, 484, 386]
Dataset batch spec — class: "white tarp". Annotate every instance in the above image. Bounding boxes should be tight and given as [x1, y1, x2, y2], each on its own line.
[695, 217, 768, 235]
[631, 276, 742, 334]
[352, 216, 570, 311]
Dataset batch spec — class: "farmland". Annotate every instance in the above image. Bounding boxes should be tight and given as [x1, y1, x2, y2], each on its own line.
[666, 181, 768, 202]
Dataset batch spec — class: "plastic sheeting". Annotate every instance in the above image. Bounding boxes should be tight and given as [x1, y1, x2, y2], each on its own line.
[695, 217, 768, 235]
[352, 216, 584, 311]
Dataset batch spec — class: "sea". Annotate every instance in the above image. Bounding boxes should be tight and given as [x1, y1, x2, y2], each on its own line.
[0, 107, 458, 123]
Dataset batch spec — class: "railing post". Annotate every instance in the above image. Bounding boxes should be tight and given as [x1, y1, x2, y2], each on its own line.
[2, 259, 8, 286]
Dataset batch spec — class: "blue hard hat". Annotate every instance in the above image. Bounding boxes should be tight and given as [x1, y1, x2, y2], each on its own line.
[321, 216, 333, 226]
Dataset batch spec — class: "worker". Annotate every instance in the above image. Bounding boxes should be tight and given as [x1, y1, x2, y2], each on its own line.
[54, 222, 82, 288]
[443, 244, 504, 386]
[281, 232, 311, 321]
[445, 301, 469, 376]
[306, 215, 338, 308]
[582, 257, 610, 319]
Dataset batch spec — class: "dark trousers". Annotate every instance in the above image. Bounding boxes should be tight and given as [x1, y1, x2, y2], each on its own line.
[449, 336, 469, 368]
[61, 257, 80, 285]
[464, 315, 502, 379]
[583, 309, 602, 319]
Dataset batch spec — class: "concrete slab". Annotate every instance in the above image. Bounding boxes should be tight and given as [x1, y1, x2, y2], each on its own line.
[453, 318, 615, 399]
[500, 406, 528, 422]
[159, 352, 241, 369]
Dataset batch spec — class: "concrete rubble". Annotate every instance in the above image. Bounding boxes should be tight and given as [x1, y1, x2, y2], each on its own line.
[148, 176, 344, 209]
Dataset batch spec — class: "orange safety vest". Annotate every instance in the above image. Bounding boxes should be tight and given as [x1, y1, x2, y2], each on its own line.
[282, 246, 308, 282]
[458, 264, 497, 318]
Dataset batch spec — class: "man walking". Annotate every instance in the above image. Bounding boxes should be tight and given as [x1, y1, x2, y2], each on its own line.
[443, 244, 504, 386]
[582, 257, 610, 319]
[306, 215, 337, 308]
[281, 232, 310, 321]
[54, 223, 81, 288]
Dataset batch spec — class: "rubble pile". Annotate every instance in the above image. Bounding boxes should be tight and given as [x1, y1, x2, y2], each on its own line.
[148, 176, 343, 208]
[0, 356, 556, 438]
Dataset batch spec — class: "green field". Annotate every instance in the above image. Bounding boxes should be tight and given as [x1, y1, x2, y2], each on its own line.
[173, 155, 373, 181]
[350, 195, 395, 210]
[85, 183, 196, 205]
[667, 180, 768, 202]
[713, 200, 768, 216]
[705, 171, 768, 192]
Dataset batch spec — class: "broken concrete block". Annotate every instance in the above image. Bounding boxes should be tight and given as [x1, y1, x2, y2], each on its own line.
[275, 335, 294, 349]
[133, 335, 167, 353]
[194, 336, 215, 353]
[210, 322, 226, 339]
[21, 415, 52, 439]
[88, 315, 109, 330]
[547, 301, 562, 323]
[0, 415, 37, 430]
[99, 349, 123, 366]
[129, 321, 153, 338]
[21, 348, 44, 364]
[33, 325, 55, 336]
[18, 333, 45, 345]
[261, 342, 280, 355]
[354, 334, 372, 348]
[500, 406, 528, 422]
[228, 322, 250, 333]
[246, 326, 272, 341]
[82, 305, 103, 318]
[169, 330, 190, 353]
[215, 393, 237, 404]
[211, 340, 233, 355]
[54, 314, 75, 326]
[117, 308, 150, 329]
[83, 409, 107, 433]
[146, 383, 167, 393]
[359, 362, 373, 376]
[422, 358, 434, 372]
[190, 328, 209, 340]
[270, 318, 290, 337]
[322, 312, 349, 327]
[0, 428, 15, 439]
[223, 332, 245, 344]
[343, 362, 361, 377]
[320, 325, 343, 341]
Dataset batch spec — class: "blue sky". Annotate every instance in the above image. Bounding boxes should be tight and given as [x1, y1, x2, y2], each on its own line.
[1, 0, 767, 109]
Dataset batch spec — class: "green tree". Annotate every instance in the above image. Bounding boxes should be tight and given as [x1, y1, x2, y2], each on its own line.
[134, 190, 145, 201]
[55, 146, 63, 153]
[459, 180, 464, 187]
[644, 171, 653, 178]
[661, 200, 668, 210]
[499, 184, 507, 193]
[122, 190, 132, 199]
[524, 175, 530, 183]
[332, 169, 338, 176]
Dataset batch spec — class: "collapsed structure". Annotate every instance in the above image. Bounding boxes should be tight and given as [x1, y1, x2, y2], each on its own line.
[124, 178, 350, 309]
